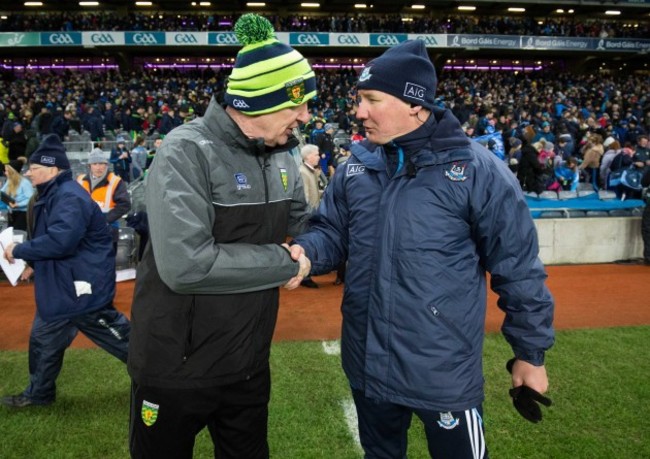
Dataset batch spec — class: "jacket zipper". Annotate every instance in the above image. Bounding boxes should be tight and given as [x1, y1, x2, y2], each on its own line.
[429, 305, 473, 353]
[182, 297, 196, 362]
[258, 156, 270, 204]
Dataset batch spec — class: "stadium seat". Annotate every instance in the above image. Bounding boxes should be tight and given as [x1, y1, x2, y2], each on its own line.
[539, 211, 565, 218]
[567, 210, 587, 218]
[608, 209, 633, 217]
[539, 191, 559, 200]
[577, 190, 596, 197]
[558, 190, 578, 200]
[523, 191, 539, 198]
[598, 190, 617, 200]
[586, 210, 609, 217]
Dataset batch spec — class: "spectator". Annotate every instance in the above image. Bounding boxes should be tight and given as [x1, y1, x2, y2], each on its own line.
[641, 169, 650, 265]
[290, 40, 554, 458]
[315, 123, 335, 177]
[82, 105, 104, 142]
[298, 143, 327, 289]
[130, 135, 148, 180]
[77, 148, 131, 253]
[600, 138, 621, 185]
[6, 122, 27, 160]
[110, 136, 132, 183]
[555, 156, 580, 191]
[127, 14, 313, 459]
[1, 134, 130, 408]
[517, 127, 546, 194]
[0, 158, 33, 231]
[579, 133, 605, 189]
[633, 134, 650, 172]
[158, 106, 180, 135]
[51, 110, 72, 141]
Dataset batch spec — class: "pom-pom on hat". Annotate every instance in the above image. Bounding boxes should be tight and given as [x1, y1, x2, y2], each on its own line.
[29, 134, 70, 170]
[356, 40, 437, 110]
[224, 14, 317, 116]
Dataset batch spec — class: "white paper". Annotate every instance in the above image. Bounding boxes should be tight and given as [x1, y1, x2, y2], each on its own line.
[0, 227, 27, 287]
[73, 280, 93, 296]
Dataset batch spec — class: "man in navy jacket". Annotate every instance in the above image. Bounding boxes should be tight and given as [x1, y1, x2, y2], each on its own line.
[291, 41, 554, 458]
[2, 134, 130, 408]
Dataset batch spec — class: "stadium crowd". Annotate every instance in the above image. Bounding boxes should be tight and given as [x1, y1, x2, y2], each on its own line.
[0, 11, 648, 38]
[1, 67, 649, 194]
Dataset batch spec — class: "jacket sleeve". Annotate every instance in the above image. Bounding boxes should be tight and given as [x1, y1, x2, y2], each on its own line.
[145, 137, 300, 295]
[13, 190, 91, 261]
[292, 164, 349, 275]
[106, 179, 131, 224]
[471, 153, 555, 365]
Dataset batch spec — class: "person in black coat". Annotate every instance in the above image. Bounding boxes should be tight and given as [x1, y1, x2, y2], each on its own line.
[641, 168, 650, 265]
[517, 130, 545, 194]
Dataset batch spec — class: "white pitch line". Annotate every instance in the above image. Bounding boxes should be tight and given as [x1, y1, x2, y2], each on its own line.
[321, 340, 340, 355]
[320, 341, 361, 454]
[341, 398, 362, 453]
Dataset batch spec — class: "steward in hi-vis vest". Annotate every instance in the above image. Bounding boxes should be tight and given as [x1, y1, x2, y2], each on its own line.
[78, 148, 131, 244]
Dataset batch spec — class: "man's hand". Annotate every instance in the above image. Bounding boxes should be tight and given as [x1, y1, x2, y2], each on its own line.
[3, 242, 16, 264]
[282, 244, 311, 290]
[507, 358, 552, 423]
[20, 266, 34, 281]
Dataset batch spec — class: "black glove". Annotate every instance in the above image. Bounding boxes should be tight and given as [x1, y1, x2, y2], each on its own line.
[506, 358, 552, 423]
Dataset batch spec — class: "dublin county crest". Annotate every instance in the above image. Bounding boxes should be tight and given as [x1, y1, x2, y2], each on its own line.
[141, 400, 159, 427]
[444, 163, 468, 182]
[437, 411, 459, 430]
[285, 78, 305, 105]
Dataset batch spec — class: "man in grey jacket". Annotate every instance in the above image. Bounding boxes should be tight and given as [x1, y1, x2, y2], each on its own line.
[127, 14, 312, 459]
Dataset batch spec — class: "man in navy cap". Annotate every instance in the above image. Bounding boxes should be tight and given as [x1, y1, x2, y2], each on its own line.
[2, 134, 130, 408]
[289, 40, 554, 458]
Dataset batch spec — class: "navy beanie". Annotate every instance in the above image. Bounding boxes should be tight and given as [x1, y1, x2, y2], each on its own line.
[356, 40, 437, 110]
[29, 134, 70, 170]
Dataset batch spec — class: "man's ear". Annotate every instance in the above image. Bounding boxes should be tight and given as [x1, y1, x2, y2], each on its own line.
[409, 104, 423, 115]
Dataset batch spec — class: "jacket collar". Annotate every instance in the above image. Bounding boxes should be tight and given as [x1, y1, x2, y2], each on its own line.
[351, 108, 473, 172]
[201, 97, 299, 157]
[37, 169, 72, 197]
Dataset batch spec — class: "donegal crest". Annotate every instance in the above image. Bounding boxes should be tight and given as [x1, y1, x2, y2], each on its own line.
[280, 167, 288, 191]
[285, 78, 305, 104]
[141, 400, 159, 427]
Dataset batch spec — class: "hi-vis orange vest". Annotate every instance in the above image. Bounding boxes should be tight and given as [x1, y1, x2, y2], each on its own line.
[77, 172, 121, 213]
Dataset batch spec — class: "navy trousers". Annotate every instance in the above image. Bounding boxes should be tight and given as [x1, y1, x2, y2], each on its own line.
[23, 305, 130, 404]
[352, 389, 488, 459]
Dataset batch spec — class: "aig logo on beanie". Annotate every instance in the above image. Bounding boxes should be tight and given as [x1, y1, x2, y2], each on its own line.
[356, 40, 437, 110]
[29, 134, 71, 170]
[224, 14, 317, 116]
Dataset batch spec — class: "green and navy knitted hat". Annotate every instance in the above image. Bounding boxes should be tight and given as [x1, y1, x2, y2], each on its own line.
[224, 14, 317, 115]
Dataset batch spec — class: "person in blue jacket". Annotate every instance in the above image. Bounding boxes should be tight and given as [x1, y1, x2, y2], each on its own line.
[291, 40, 555, 458]
[1, 134, 130, 408]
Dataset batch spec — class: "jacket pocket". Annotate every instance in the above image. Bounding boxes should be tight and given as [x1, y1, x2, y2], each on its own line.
[182, 297, 196, 363]
[429, 304, 472, 355]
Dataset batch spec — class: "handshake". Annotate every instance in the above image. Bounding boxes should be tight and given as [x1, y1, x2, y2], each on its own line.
[281, 243, 311, 290]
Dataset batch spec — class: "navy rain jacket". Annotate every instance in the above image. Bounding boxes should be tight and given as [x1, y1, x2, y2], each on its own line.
[294, 108, 554, 411]
[13, 169, 116, 322]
